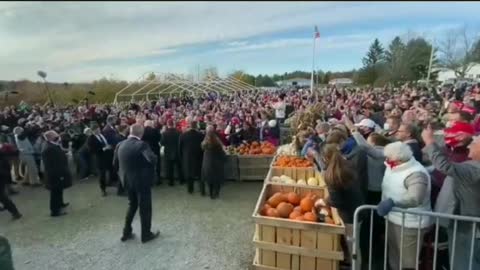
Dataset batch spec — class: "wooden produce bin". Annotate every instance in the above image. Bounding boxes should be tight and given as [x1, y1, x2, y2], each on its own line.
[252, 183, 344, 270]
[224, 155, 239, 181]
[238, 155, 274, 181]
[266, 166, 326, 188]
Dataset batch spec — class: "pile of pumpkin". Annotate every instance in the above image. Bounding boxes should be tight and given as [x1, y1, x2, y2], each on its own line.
[235, 141, 276, 155]
[273, 155, 313, 167]
[271, 175, 324, 187]
[260, 191, 335, 224]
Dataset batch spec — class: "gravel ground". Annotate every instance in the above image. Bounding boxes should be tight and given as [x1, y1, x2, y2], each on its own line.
[0, 180, 263, 270]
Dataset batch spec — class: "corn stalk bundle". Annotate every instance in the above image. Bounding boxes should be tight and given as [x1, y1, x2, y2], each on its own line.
[288, 103, 325, 134]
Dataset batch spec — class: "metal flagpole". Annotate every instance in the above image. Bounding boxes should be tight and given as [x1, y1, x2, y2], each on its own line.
[426, 40, 435, 87]
[310, 28, 316, 94]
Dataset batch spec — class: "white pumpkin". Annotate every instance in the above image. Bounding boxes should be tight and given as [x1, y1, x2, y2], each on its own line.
[285, 178, 296, 185]
[297, 179, 307, 185]
[307, 177, 318, 186]
[271, 176, 281, 183]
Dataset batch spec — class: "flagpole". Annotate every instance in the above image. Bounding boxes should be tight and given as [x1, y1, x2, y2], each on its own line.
[426, 39, 435, 88]
[310, 30, 316, 94]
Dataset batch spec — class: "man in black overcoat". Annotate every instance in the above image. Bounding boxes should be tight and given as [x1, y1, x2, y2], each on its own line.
[102, 115, 119, 186]
[0, 144, 21, 220]
[114, 124, 159, 243]
[41, 130, 72, 217]
[178, 120, 204, 194]
[142, 120, 162, 185]
[160, 119, 183, 186]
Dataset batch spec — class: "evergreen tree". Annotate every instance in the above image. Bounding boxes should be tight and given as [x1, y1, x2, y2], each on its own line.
[362, 38, 385, 67]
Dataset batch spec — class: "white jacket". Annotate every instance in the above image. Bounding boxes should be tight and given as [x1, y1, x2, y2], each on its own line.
[382, 158, 432, 228]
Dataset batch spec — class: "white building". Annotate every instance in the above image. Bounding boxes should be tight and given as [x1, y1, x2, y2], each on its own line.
[436, 63, 480, 83]
[328, 78, 353, 86]
[276, 77, 311, 87]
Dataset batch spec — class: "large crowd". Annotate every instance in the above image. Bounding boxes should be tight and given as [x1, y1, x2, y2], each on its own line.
[1, 82, 480, 269]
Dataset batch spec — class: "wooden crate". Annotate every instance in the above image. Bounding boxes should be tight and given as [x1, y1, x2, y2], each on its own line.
[252, 183, 344, 270]
[267, 167, 325, 187]
[238, 155, 274, 181]
[224, 155, 239, 181]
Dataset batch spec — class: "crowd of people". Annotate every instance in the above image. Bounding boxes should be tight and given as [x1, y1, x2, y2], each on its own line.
[1, 82, 480, 269]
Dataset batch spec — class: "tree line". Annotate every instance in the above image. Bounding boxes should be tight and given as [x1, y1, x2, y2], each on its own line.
[232, 27, 480, 87]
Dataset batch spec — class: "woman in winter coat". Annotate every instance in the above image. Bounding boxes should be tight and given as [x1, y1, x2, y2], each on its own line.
[376, 142, 432, 270]
[308, 143, 365, 267]
[201, 127, 227, 199]
[13, 127, 40, 186]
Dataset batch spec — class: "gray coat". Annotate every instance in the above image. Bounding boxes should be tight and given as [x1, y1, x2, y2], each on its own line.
[114, 137, 157, 191]
[352, 132, 386, 192]
[424, 143, 480, 219]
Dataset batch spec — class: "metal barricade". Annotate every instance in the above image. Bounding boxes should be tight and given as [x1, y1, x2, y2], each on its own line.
[351, 205, 480, 270]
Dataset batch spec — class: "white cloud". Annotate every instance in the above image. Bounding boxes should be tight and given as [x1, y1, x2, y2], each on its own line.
[0, 2, 479, 81]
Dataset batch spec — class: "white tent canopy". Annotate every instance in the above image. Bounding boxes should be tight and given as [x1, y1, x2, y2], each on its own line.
[113, 72, 259, 104]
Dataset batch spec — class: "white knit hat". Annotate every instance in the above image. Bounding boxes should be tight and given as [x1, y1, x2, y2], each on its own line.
[268, 120, 277, 128]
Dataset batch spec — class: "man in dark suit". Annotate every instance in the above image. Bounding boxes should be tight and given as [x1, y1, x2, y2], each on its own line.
[88, 124, 113, 196]
[160, 119, 183, 186]
[42, 130, 72, 217]
[142, 120, 162, 185]
[114, 124, 159, 243]
[0, 144, 21, 220]
[102, 116, 119, 145]
[179, 120, 204, 194]
[113, 125, 129, 196]
[102, 115, 119, 186]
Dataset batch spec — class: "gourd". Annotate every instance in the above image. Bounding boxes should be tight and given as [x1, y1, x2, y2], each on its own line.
[307, 177, 318, 186]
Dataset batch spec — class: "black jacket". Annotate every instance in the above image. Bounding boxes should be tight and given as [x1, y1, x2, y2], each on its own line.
[142, 127, 161, 156]
[326, 162, 365, 224]
[0, 144, 17, 186]
[41, 142, 72, 190]
[344, 145, 369, 198]
[407, 140, 423, 163]
[201, 142, 226, 185]
[87, 134, 107, 156]
[0, 150, 11, 188]
[161, 128, 180, 161]
[179, 129, 204, 179]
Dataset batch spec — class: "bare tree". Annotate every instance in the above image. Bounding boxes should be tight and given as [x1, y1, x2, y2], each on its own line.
[438, 26, 478, 78]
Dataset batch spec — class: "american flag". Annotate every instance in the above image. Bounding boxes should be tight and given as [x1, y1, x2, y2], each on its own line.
[314, 26, 320, 39]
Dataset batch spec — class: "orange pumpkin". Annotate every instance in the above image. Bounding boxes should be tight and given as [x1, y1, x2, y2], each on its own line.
[287, 192, 300, 206]
[304, 192, 319, 202]
[300, 197, 314, 212]
[304, 212, 317, 222]
[266, 208, 279, 217]
[261, 204, 272, 215]
[267, 192, 286, 207]
[274, 155, 313, 167]
[293, 206, 303, 213]
[289, 211, 302, 220]
[277, 202, 294, 218]
[294, 215, 305, 221]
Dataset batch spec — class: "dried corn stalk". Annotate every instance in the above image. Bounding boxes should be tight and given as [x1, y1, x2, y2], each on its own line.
[288, 103, 325, 134]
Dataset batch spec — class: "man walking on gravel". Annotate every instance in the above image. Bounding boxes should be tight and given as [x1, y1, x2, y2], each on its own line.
[115, 124, 159, 243]
[42, 130, 72, 217]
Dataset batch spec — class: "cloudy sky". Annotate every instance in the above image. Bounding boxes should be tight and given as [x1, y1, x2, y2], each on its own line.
[1, 1, 480, 82]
